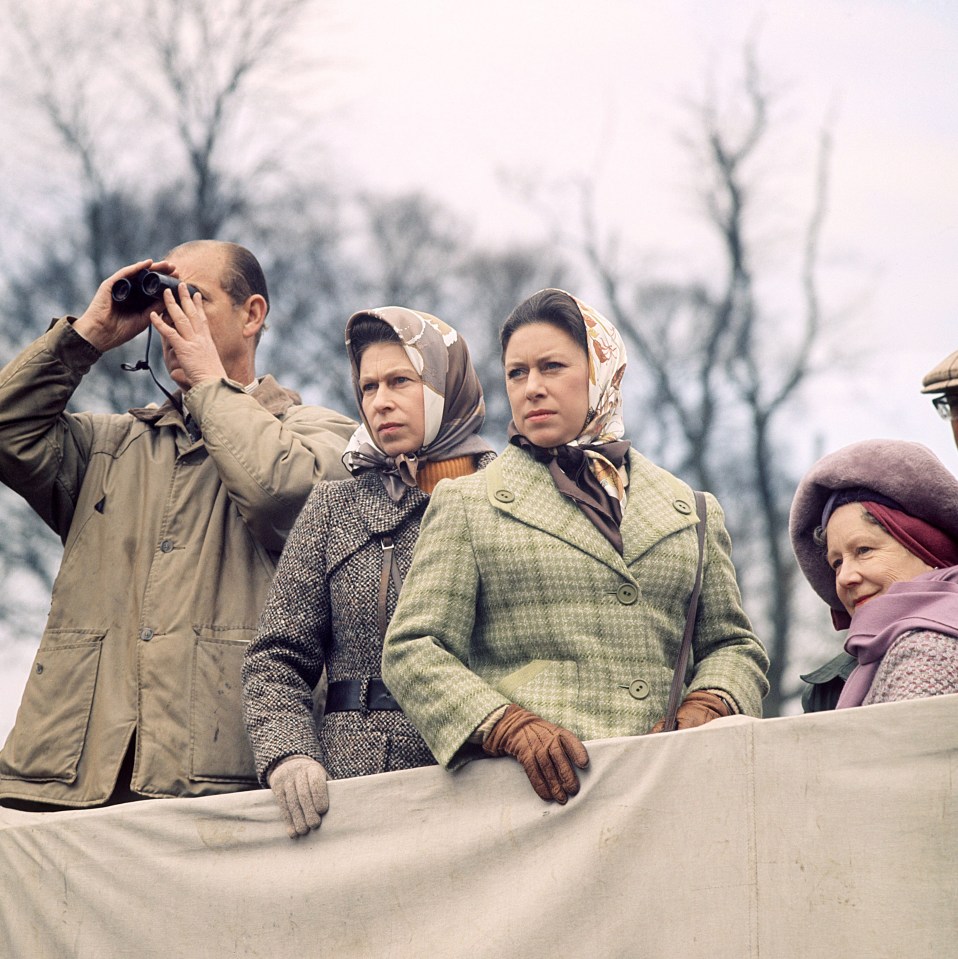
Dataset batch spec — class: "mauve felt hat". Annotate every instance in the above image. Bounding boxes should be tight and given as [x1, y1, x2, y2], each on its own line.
[789, 438, 958, 619]
[921, 347, 958, 394]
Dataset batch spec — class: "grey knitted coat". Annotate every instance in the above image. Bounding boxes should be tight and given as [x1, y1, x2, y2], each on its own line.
[243, 458, 492, 784]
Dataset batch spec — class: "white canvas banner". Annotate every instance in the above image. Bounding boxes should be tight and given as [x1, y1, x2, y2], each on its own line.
[2, 695, 956, 958]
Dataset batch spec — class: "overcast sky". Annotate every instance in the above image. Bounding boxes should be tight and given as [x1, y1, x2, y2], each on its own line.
[312, 0, 958, 462]
[2, 0, 957, 738]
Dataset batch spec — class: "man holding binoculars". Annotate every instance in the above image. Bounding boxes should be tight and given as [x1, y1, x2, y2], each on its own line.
[0, 240, 356, 810]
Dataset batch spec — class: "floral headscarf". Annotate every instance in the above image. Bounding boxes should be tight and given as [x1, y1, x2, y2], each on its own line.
[563, 291, 629, 495]
[342, 306, 492, 500]
[507, 290, 631, 551]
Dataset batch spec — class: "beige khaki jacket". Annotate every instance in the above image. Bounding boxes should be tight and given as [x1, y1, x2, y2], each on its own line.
[0, 319, 356, 806]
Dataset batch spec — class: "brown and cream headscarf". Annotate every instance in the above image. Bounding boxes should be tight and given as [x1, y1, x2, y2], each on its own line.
[508, 290, 631, 552]
[343, 307, 493, 501]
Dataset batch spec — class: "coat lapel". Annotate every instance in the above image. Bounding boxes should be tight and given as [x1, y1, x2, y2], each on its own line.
[325, 473, 428, 573]
[326, 454, 493, 573]
[486, 447, 700, 576]
[618, 451, 700, 568]
[485, 446, 626, 575]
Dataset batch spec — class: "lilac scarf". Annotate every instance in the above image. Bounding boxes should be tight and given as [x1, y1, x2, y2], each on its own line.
[836, 566, 958, 708]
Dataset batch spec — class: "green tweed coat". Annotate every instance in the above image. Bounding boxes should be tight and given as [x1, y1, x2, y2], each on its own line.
[381, 444, 769, 768]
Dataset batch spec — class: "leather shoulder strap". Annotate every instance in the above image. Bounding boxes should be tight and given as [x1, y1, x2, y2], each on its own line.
[378, 536, 405, 641]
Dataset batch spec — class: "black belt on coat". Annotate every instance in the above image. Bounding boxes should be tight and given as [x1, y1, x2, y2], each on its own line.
[325, 678, 401, 713]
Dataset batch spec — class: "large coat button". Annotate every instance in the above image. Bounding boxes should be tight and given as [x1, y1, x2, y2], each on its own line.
[673, 499, 692, 514]
[616, 583, 639, 605]
[140, 628, 154, 642]
[494, 489, 515, 503]
[627, 679, 650, 700]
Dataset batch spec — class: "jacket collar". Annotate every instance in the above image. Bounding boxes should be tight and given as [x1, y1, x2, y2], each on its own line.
[326, 453, 494, 567]
[128, 374, 300, 425]
[485, 445, 698, 575]
[341, 452, 493, 541]
[616, 452, 700, 567]
[324, 472, 429, 574]
[352, 470, 429, 537]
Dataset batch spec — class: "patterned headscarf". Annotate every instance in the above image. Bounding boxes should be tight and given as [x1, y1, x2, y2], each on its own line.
[507, 290, 631, 552]
[343, 307, 492, 501]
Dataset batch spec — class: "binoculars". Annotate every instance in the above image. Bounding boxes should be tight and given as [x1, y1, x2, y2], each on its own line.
[111, 270, 199, 313]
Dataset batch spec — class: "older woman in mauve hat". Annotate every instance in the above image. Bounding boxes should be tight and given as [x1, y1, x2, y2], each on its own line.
[790, 438, 958, 709]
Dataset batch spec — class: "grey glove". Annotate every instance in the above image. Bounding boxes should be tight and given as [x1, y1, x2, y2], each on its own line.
[267, 754, 329, 839]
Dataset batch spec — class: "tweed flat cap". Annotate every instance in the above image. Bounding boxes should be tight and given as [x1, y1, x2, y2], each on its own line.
[789, 438, 958, 617]
[921, 347, 958, 394]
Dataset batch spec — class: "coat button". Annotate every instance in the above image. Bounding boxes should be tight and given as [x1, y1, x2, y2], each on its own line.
[160, 540, 173, 553]
[494, 489, 515, 503]
[36, 663, 44, 675]
[627, 679, 650, 700]
[140, 628, 154, 642]
[673, 499, 692, 514]
[616, 583, 639, 605]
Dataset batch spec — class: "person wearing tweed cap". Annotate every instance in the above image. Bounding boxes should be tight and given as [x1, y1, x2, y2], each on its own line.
[921, 346, 958, 451]
[790, 438, 958, 710]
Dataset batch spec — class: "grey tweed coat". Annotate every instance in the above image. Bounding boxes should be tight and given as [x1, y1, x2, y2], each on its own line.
[382, 445, 770, 769]
[242, 457, 492, 784]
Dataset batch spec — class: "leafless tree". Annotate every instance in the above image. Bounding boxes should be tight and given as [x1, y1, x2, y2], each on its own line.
[0, 0, 320, 411]
[574, 50, 839, 714]
[0, 0, 327, 642]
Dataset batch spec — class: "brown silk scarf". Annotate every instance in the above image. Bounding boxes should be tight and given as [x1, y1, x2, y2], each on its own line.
[509, 430, 631, 553]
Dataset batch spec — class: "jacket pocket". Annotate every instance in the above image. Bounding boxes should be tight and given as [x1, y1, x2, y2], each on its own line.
[189, 628, 257, 783]
[496, 659, 579, 718]
[0, 629, 103, 783]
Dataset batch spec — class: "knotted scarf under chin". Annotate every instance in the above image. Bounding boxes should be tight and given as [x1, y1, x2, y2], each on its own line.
[510, 432, 631, 553]
[343, 444, 422, 502]
[345, 431, 492, 502]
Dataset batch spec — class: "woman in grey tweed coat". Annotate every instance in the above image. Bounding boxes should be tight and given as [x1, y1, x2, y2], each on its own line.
[382, 290, 770, 806]
[242, 307, 493, 837]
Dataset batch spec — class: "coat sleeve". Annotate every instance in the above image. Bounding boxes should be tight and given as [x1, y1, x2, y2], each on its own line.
[381, 481, 510, 769]
[686, 492, 770, 716]
[0, 319, 101, 538]
[863, 630, 958, 704]
[242, 484, 333, 784]
[185, 377, 356, 553]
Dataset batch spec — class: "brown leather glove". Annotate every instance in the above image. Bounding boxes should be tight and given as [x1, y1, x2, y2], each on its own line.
[267, 755, 330, 839]
[482, 704, 589, 804]
[650, 690, 733, 734]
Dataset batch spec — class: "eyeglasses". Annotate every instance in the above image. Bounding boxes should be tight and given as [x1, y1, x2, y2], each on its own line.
[932, 394, 958, 421]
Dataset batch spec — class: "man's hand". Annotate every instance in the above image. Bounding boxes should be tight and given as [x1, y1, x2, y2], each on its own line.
[73, 259, 175, 353]
[267, 755, 330, 839]
[650, 690, 733, 733]
[150, 283, 228, 389]
[482, 704, 589, 804]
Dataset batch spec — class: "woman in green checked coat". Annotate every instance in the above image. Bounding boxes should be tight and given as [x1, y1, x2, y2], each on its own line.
[381, 289, 769, 804]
